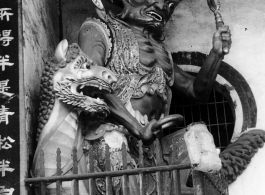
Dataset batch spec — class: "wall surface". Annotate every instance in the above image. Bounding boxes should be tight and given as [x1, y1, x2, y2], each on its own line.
[164, 0, 265, 194]
[22, 0, 59, 193]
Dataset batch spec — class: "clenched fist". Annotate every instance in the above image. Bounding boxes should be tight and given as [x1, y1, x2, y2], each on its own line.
[212, 25, 232, 56]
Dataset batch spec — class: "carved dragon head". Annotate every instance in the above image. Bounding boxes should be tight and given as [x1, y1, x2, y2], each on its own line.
[53, 40, 117, 117]
[37, 40, 117, 137]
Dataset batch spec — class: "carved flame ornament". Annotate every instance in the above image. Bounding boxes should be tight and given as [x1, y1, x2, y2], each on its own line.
[200, 129, 265, 195]
[220, 129, 265, 184]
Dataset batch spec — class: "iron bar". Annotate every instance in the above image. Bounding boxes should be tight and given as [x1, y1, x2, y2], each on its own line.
[172, 169, 181, 195]
[156, 171, 162, 195]
[56, 148, 62, 195]
[222, 91, 230, 144]
[72, 147, 79, 195]
[154, 139, 163, 195]
[206, 100, 212, 132]
[105, 145, 113, 195]
[138, 140, 145, 195]
[122, 143, 129, 194]
[88, 146, 96, 195]
[213, 91, 222, 147]
[25, 164, 191, 183]
[40, 150, 46, 195]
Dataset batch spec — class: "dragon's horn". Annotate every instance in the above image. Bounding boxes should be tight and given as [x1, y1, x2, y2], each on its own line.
[54, 39, 68, 63]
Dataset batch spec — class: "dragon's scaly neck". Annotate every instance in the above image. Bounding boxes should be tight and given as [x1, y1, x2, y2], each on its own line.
[37, 99, 78, 147]
[33, 99, 80, 176]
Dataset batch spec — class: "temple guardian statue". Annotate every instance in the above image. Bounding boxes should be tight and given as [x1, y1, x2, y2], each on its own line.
[36, 0, 265, 195]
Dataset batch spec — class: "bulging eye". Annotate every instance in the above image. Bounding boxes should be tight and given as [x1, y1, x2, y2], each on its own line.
[130, 0, 145, 6]
[168, 2, 175, 8]
[80, 62, 90, 69]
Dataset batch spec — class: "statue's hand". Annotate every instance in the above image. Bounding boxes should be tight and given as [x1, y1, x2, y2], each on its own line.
[212, 25, 232, 56]
[140, 114, 183, 145]
[140, 119, 159, 145]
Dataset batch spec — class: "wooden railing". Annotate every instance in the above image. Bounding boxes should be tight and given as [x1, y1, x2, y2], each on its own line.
[25, 139, 193, 195]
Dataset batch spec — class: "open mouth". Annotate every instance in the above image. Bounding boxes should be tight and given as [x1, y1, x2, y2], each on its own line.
[72, 80, 111, 103]
[146, 11, 163, 22]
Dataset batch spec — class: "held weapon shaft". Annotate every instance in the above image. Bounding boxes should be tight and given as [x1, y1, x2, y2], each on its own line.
[207, 0, 230, 54]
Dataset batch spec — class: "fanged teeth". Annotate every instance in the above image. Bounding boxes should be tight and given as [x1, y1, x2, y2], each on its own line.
[80, 91, 83, 95]
[125, 102, 149, 126]
[146, 11, 162, 22]
[78, 83, 111, 95]
[96, 97, 104, 103]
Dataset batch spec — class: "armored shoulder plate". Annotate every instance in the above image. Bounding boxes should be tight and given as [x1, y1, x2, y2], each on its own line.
[79, 17, 113, 65]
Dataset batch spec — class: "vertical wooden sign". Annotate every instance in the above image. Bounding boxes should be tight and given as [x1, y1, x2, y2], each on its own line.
[0, 1, 20, 195]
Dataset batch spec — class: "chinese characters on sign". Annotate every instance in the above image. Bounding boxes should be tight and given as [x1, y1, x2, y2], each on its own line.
[0, 30, 14, 46]
[0, 8, 13, 22]
[0, 2, 19, 195]
[0, 160, 14, 177]
[0, 56, 14, 71]
[0, 80, 10, 93]
[0, 7, 14, 70]
[0, 80, 15, 102]
[0, 105, 14, 125]
[0, 136, 15, 150]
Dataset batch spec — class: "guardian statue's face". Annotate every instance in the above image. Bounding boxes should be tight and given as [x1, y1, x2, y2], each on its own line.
[120, 0, 181, 30]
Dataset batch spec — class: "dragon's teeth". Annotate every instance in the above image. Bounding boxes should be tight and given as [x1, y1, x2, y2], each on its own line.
[80, 91, 83, 95]
[99, 86, 102, 90]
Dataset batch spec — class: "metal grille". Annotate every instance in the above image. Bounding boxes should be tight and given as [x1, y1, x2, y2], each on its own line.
[166, 89, 235, 151]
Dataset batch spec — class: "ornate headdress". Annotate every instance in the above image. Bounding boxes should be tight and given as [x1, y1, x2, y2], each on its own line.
[92, 0, 182, 9]
[92, 0, 123, 9]
[105, 0, 124, 7]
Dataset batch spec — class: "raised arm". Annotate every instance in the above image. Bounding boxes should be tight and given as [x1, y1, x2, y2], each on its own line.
[172, 26, 232, 102]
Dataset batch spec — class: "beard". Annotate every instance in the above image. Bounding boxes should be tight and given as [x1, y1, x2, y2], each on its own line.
[143, 22, 165, 41]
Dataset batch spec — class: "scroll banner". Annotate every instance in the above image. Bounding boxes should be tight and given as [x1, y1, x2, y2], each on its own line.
[0, 1, 20, 195]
